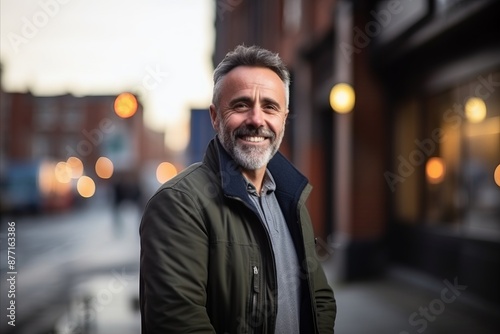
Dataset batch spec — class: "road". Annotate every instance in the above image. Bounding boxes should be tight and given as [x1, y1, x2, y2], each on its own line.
[0, 196, 141, 334]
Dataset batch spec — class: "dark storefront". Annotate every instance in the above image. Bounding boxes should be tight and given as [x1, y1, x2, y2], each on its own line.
[372, 0, 500, 304]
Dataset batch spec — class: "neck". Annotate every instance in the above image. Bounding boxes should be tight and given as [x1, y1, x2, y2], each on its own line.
[241, 166, 267, 194]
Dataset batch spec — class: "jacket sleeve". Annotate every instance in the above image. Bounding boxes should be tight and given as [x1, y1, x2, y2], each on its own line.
[140, 187, 215, 333]
[312, 258, 337, 334]
[301, 209, 337, 333]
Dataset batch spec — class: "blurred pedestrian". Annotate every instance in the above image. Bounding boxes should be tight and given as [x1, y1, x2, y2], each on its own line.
[112, 171, 141, 236]
[140, 45, 336, 333]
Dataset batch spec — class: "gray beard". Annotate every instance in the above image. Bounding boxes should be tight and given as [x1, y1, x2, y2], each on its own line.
[217, 124, 284, 170]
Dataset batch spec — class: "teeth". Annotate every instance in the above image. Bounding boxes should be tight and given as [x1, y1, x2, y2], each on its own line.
[242, 136, 265, 142]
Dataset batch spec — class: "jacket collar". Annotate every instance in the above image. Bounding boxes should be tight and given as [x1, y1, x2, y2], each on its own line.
[203, 136, 310, 205]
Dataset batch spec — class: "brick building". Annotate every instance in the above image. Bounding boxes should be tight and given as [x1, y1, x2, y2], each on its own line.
[0, 86, 167, 211]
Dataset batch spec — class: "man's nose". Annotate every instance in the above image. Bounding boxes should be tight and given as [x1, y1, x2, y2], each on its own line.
[246, 105, 265, 127]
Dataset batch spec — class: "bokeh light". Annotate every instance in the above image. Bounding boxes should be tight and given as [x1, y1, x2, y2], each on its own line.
[77, 176, 96, 198]
[465, 97, 487, 123]
[156, 162, 178, 184]
[95, 157, 114, 179]
[114, 92, 138, 118]
[54, 162, 72, 183]
[426, 157, 446, 184]
[38, 161, 56, 195]
[67, 156, 84, 179]
[494, 164, 500, 188]
[329, 83, 355, 114]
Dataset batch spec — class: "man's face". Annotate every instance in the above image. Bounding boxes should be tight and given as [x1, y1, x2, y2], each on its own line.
[210, 66, 289, 171]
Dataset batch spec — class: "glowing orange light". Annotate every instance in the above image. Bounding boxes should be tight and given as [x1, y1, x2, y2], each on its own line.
[54, 178, 72, 196]
[329, 83, 355, 114]
[494, 164, 500, 188]
[156, 162, 177, 183]
[39, 161, 56, 195]
[426, 157, 446, 184]
[67, 156, 84, 179]
[95, 157, 114, 179]
[77, 176, 96, 198]
[465, 97, 487, 123]
[55, 162, 72, 183]
[114, 92, 138, 118]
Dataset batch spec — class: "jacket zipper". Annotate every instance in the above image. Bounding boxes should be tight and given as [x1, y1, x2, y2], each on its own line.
[251, 265, 260, 323]
[227, 195, 277, 329]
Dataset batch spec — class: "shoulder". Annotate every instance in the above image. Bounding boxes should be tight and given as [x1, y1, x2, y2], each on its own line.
[147, 161, 220, 207]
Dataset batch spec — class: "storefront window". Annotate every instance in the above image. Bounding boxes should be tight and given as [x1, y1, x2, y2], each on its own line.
[425, 70, 500, 238]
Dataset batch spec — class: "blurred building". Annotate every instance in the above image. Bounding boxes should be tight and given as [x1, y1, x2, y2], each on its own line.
[214, 0, 500, 307]
[186, 108, 215, 165]
[0, 87, 167, 212]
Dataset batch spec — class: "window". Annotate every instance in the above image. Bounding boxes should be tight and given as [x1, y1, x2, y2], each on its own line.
[394, 69, 500, 238]
[426, 70, 500, 236]
[35, 98, 57, 130]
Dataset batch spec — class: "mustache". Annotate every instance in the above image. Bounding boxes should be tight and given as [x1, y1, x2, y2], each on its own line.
[233, 126, 275, 139]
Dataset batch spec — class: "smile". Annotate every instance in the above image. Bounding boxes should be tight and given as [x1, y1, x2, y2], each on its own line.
[240, 136, 267, 143]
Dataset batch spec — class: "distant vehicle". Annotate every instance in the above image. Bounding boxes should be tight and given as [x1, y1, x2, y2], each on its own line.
[0, 160, 74, 214]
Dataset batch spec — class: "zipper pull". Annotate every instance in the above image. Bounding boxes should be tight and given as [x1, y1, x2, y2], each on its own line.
[252, 266, 259, 292]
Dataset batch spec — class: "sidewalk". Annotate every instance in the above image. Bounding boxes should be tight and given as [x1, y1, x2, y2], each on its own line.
[52, 202, 141, 334]
[1, 200, 142, 334]
[322, 258, 500, 334]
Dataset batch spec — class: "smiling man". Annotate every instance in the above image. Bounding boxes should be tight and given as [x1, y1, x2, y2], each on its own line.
[140, 45, 336, 333]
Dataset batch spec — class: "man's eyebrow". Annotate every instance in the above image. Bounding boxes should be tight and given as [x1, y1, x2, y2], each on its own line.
[229, 96, 253, 105]
[228, 96, 283, 109]
[261, 97, 281, 107]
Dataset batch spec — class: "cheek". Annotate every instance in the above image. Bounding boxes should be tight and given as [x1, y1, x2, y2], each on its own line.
[271, 116, 287, 133]
[221, 114, 243, 131]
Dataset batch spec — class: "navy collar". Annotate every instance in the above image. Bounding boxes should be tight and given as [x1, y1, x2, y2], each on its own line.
[206, 136, 309, 206]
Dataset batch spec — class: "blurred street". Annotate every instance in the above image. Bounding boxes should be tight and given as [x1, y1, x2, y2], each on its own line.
[0, 191, 141, 334]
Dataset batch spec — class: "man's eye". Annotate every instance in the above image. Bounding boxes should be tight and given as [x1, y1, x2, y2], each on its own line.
[233, 103, 248, 110]
[264, 104, 279, 111]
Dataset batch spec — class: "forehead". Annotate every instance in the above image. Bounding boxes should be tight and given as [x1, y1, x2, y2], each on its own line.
[220, 66, 286, 101]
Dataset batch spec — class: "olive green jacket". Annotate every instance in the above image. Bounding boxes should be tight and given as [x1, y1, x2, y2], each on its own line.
[140, 138, 336, 333]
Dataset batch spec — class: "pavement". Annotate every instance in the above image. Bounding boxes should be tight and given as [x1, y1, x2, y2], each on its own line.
[0, 194, 141, 334]
[322, 254, 500, 334]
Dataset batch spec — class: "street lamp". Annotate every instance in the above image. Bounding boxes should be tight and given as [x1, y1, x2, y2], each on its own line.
[330, 83, 355, 114]
[465, 97, 486, 123]
[114, 92, 138, 118]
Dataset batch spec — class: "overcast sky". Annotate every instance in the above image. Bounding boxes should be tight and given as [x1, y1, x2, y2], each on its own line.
[0, 0, 215, 151]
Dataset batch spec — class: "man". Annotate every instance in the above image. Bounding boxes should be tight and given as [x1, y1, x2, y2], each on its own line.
[140, 45, 336, 333]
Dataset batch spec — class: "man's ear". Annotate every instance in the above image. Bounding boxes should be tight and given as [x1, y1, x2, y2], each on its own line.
[209, 104, 219, 131]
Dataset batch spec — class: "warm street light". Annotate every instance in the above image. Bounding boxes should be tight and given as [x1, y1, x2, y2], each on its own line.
[77, 176, 96, 198]
[114, 92, 138, 118]
[95, 156, 114, 179]
[426, 157, 446, 184]
[465, 97, 486, 123]
[156, 162, 177, 183]
[330, 83, 355, 114]
[495, 164, 500, 188]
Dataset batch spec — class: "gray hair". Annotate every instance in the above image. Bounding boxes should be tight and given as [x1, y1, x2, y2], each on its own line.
[212, 45, 290, 108]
